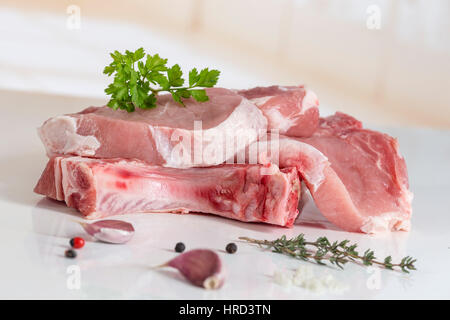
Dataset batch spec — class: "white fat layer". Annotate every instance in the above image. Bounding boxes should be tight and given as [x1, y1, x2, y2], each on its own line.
[278, 137, 329, 192]
[150, 98, 267, 168]
[301, 90, 319, 112]
[60, 158, 89, 205]
[249, 95, 273, 106]
[406, 190, 414, 203]
[262, 169, 289, 226]
[60, 159, 70, 204]
[264, 107, 296, 134]
[360, 212, 411, 234]
[256, 148, 327, 192]
[54, 157, 63, 201]
[148, 126, 173, 165]
[60, 158, 99, 215]
[38, 115, 100, 156]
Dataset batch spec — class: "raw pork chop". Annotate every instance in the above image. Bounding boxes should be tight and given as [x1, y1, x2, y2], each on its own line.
[34, 157, 300, 227]
[38, 88, 267, 168]
[238, 85, 319, 137]
[251, 113, 412, 233]
[296, 112, 412, 233]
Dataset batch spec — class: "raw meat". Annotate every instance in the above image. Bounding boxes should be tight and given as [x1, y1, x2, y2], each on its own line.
[238, 85, 319, 137]
[34, 157, 301, 227]
[247, 134, 330, 192]
[38, 88, 267, 168]
[254, 113, 412, 233]
[296, 112, 412, 233]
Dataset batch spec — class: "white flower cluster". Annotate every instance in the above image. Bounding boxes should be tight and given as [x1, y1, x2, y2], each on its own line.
[273, 265, 349, 294]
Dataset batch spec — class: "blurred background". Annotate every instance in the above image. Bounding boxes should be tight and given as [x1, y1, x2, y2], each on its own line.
[0, 0, 449, 128]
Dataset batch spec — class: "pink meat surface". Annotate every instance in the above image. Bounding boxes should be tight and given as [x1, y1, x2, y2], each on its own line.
[38, 88, 267, 168]
[251, 112, 412, 233]
[247, 135, 330, 192]
[238, 85, 319, 137]
[295, 112, 412, 233]
[34, 157, 301, 227]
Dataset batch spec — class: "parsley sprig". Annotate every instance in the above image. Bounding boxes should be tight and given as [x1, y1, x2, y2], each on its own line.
[239, 234, 417, 273]
[103, 48, 220, 112]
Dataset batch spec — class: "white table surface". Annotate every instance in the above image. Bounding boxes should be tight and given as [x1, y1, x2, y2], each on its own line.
[0, 89, 449, 300]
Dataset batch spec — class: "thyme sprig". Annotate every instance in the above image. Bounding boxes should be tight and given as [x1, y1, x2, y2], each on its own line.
[239, 234, 416, 273]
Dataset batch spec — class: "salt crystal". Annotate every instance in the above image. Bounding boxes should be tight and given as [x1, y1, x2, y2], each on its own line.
[273, 270, 293, 287]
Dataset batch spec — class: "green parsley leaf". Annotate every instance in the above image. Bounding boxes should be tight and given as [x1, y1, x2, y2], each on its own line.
[145, 54, 167, 72]
[171, 91, 182, 105]
[189, 68, 199, 87]
[103, 48, 221, 111]
[167, 64, 184, 87]
[189, 89, 209, 102]
[196, 68, 220, 88]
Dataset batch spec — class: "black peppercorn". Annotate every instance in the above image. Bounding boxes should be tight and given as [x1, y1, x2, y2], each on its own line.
[65, 249, 77, 258]
[175, 242, 186, 253]
[226, 243, 237, 254]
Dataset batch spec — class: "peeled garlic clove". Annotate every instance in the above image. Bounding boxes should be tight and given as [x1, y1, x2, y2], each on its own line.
[78, 219, 135, 244]
[160, 249, 225, 289]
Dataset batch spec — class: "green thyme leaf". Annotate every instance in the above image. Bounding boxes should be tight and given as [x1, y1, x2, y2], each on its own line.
[239, 235, 417, 273]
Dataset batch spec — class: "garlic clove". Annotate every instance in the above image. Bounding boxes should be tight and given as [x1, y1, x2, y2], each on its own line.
[159, 249, 225, 289]
[203, 275, 222, 290]
[78, 219, 135, 244]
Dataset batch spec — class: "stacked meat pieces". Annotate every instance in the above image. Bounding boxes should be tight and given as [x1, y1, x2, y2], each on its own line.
[34, 86, 412, 233]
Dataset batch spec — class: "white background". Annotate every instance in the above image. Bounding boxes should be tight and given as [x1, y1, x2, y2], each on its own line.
[0, 3, 449, 299]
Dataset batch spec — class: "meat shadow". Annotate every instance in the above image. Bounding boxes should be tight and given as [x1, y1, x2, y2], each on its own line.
[31, 197, 88, 238]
